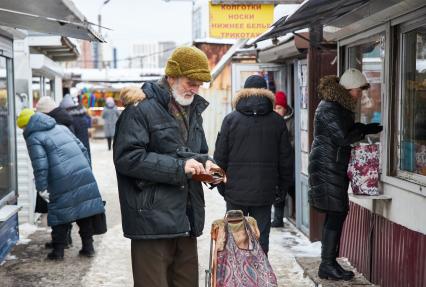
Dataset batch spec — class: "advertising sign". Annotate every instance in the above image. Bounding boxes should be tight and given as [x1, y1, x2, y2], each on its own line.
[209, 3, 274, 39]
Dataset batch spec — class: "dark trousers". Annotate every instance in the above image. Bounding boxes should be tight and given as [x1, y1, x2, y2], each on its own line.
[131, 237, 198, 287]
[107, 137, 113, 150]
[76, 216, 95, 240]
[323, 211, 348, 257]
[272, 201, 285, 223]
[51, 223, 69, 247]
[51, 216, 94, 247]
[226, 202, 271, 254]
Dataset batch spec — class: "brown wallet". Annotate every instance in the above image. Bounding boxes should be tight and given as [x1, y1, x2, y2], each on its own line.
[191, 167, 226, 184]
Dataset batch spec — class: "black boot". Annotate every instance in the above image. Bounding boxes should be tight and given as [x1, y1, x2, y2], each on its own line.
[318, 229, 347, 280]
[45, 241, 71, 249]
[334, 230, 355, 280]
[47, 244, 64, 260]
[79, 237, 95, 257]
[271, 204, 284, 228]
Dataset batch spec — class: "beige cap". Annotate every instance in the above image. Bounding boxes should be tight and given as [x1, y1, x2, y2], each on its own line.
[339, 68, 369, 90]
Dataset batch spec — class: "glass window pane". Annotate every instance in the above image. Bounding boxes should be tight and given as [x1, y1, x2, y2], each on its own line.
[347, 34, 385, 143]
[0, 57, 10, 199]
[400, 28, 426, 176]
[32, 76, 41, 108]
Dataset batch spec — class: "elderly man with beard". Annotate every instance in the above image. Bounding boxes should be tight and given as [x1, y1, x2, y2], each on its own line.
[113, 46, 222, 287]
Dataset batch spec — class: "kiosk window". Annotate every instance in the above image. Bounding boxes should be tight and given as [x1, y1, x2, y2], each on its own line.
[399, 27, 426, 177]
[0, 57, 10, 199]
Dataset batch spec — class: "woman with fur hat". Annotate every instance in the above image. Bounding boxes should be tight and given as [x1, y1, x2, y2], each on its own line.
[214, 75, 293, 255]
[36, 96, 74, 133]
[309, 69, 383, 280]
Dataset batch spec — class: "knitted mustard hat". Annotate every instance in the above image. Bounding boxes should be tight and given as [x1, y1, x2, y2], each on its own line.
[17, 108, 35, 129]
[165, 46, 211, 82]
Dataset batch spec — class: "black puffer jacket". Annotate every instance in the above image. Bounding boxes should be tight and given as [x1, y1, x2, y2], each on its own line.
[68, 106, 91, 160]
[308, 76, 364, 213]
[214, 88, 293, 206]
[47, 107, 75, 133]
[113, 79, 210, 239]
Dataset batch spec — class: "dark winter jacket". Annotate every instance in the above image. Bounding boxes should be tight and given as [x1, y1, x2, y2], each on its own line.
[68, 106, 91, 159]
[214, 88, 293, 206]
[24, 113, 105, 226]
[308, 76, 364, 213]
[47, 107, 75, 133]
[113, 78, 210, 239]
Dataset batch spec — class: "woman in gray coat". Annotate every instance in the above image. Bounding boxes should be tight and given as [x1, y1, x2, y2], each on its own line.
[102, 97, 120, 150]
[18, 110, 105, 260]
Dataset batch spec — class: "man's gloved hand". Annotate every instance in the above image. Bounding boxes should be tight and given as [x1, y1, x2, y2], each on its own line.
[364, 123, 383, 135]
[39, 190, 50, 203]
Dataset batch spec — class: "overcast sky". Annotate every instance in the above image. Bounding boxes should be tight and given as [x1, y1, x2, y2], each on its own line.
[71, 0, 298, 63]
[72, 0, 193, 61]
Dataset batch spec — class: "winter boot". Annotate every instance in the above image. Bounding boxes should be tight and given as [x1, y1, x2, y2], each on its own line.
[47, 244, 64, 260]
[271, 204, 284, 228]
[318, 229, 347, 280]
[45, 241, 71, 249]
[334, 230, 355, 279]
[79, 237, 95, 257]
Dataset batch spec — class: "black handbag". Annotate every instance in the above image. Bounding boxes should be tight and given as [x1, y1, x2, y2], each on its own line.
[92, 201, 107, 235]
[35, 192, 48, 214]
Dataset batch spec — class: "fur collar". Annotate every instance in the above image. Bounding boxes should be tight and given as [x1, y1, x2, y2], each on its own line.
[233, 88, 275, 108]
[120, 86, 146, 107]
[318, 75, 357, 112]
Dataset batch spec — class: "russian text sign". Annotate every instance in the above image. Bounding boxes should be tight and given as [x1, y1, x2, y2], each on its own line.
[209, 3, 274, 39]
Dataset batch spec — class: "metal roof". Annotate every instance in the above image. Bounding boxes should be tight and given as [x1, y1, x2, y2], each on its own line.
[252, 0, 370, 44]
[0, 0, 104, 42]
[29, 35, 79, 62]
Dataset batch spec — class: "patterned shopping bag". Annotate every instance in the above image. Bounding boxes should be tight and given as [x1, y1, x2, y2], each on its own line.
[216, 218, 278, 287]
[347, 143, 380, 195]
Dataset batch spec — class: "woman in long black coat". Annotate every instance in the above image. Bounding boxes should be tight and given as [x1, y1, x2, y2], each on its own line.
[309, 69, 382, 280]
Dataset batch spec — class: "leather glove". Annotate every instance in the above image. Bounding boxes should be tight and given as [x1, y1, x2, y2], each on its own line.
[364, 123, 383, 135]
[352, 122, 366, 131]
[39, 190, 50, 203]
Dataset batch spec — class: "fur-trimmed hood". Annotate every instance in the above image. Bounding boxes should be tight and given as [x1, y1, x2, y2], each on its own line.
[318, 75, 357, 112]
[120, 86, 146, 107]
[233, 88, 275, 116]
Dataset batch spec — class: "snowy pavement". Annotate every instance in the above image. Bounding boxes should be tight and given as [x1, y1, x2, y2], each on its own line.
[0, 140, 317, 286]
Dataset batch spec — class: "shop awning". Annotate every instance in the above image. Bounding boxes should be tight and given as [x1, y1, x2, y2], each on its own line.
[29, 35, 79, 62]
[0, 0, 104, 42]
[30, 54, 65, 78]
[251, 0, 370, 44]
[327, 0, 424, 40]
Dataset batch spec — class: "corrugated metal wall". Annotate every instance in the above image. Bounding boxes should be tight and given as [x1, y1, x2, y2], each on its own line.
[341, 202, 426, 287]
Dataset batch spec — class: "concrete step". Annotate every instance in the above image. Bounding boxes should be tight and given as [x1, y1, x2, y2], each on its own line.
[295, 257, 378, 287]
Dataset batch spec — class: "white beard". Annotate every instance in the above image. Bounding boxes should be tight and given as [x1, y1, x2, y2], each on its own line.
[172, 87, 194, 106]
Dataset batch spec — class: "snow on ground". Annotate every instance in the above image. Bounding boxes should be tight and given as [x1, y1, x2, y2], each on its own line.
[18, 223, 47, 245]
[1, 141, 318, 286]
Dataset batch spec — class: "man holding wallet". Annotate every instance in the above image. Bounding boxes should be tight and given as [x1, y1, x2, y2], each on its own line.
[113, 46, 224, 287]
